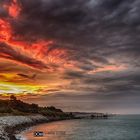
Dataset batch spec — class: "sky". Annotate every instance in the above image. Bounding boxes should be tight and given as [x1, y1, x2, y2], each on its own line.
[0, 0, 140, 114]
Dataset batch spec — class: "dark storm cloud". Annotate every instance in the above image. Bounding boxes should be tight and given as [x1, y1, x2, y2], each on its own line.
[12, 0, 140, 38]
[83, 73, 140, 84]
[63, 68, 140, 95]
[7, 0, 139, 66]
[9, 0, 140, 92]
[64, 70, 85, 79]
[0, 42, 48, 70]
[13, 0, 88, 39]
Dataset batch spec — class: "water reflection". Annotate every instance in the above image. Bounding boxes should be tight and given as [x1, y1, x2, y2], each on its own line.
[20, 120, 79, 140]
[17, 116, 140, 140]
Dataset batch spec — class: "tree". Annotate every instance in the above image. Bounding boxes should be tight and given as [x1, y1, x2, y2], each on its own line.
[10, 95, 17, 101]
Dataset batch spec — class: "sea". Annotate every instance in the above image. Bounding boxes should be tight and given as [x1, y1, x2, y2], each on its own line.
[16, 115, 140, 140]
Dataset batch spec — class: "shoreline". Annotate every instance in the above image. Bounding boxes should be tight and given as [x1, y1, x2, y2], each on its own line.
[0, 115, 71, 140]
[0, 112, 110, 140]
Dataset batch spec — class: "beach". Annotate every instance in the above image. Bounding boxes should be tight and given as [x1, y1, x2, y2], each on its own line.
[0, 115, 50, 140]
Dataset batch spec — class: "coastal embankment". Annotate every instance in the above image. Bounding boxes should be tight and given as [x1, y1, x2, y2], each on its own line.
[0, 112, 110, 140]
[0, 115, 63, 140]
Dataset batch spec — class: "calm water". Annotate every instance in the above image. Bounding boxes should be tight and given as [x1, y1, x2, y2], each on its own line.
[16, 115, 140, 140]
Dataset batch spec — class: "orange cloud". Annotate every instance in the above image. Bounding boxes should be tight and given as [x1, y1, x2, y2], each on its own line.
[0, 15, 68, 72]
[0, 19, 12, 42]
[7, 0, 21, 18]
[90, 65, 126, 73]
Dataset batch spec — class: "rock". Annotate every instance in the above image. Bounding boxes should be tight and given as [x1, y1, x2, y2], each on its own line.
[0, 115, 48, 140]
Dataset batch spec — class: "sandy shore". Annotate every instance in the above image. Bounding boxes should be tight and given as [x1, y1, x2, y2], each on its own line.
[0, 115, 50, 140]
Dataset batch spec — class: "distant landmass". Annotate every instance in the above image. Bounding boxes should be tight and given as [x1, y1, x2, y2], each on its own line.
[0, 95, 111, 119]
[0, 95, 73, 119]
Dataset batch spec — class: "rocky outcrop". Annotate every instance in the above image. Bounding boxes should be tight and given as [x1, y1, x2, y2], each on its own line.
[0, 115, 48, 140]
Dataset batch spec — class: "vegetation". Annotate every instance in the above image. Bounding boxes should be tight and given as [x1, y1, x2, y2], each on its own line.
[0, 95, 73, 119]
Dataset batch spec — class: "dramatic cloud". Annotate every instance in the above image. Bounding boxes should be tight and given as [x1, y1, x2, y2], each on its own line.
[0, 42, 48, 70]
[0, 0, 140, 113]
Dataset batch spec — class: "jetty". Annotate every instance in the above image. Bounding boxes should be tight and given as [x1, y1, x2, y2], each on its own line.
[71, 112, 110, 119]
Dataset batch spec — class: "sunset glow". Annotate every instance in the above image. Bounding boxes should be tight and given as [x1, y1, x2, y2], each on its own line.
[0, 0, 140, 113]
